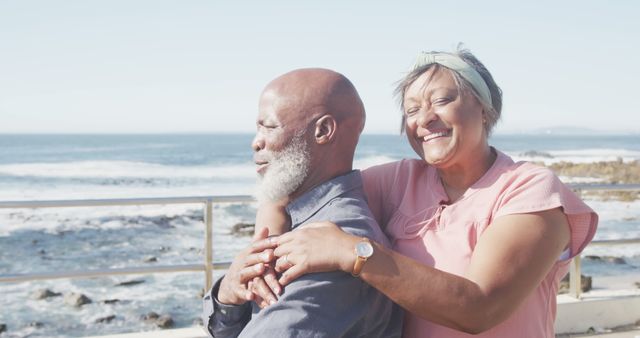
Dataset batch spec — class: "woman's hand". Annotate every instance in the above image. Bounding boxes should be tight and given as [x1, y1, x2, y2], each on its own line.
[270, 221, 359, 285]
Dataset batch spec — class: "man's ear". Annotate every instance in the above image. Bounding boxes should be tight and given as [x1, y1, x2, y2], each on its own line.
[314, 115, 337, 145]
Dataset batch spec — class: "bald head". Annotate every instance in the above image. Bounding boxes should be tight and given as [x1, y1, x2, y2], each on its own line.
[260, 68, 365, 135]
[253, 68, 366, 200]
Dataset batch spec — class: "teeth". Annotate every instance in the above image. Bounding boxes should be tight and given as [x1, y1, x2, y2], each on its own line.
[423, 131, 449, 141]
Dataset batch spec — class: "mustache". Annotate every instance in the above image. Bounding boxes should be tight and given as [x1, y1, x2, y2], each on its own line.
[253, 150, 277, 164]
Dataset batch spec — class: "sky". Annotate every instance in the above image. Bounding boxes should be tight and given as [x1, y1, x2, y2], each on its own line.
[1, 0, 639, 134]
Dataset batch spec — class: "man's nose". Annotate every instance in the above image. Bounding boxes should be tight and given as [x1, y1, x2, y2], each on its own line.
[251, 133, 265, 152]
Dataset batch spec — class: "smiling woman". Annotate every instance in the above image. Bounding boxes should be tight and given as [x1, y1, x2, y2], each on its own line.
[253, 47, 599, 338]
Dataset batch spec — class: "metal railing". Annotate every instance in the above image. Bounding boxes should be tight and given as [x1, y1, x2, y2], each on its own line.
[0, 183, 639, 299]
[568, 183, 640, 299]
[0, 195, 254, 291]
[568, 238, 640, 299]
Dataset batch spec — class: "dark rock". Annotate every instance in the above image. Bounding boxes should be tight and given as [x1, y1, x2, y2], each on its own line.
[558, 274, 592, 294]
[156, 315, 174, 329]
[142, 312, 173, 328]
[583, 255, 626, 265]
[31, 289, 61, 300]
[143, 256, 158, 263]
[0, 323, 6, 333]
[64, 293, 92, 307]
[32, 239, 39, 245]
[28, 322, 44, 328]
[95, 315, 116, 324]
[193, 318, 204, 326]
[158, 246, 171, 252]
[38, 249, 46, 255]
[520, 150, 554, 158]
[142, 312, 160, 322]
[230, 222, 254, 237]
[634, 281, 640, 289]
[606, 257, 626, 264]
[116, 279, 145, 287]
[102, 299, 120, 304]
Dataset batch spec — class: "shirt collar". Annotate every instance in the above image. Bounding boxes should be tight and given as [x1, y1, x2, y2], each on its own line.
[286, 170, 362, 229]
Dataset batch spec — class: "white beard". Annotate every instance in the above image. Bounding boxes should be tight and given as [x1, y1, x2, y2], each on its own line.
[255, 134, 310, 204]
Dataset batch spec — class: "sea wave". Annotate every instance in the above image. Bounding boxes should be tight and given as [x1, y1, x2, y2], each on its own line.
[0, 161, 255, 180]
[508, 148, 640, 164]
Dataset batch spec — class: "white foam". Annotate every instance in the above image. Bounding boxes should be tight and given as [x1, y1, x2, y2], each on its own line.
[0, 161, 255, 179]
[509, 148, 640, 165]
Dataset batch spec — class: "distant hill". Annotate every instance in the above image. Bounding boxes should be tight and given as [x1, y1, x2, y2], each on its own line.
[496, 126, 640, 136]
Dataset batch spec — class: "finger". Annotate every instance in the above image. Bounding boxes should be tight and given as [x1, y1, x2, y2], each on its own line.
[263, 269, 282, 295]
[239, 263, 265, 284]
[273, 242, 293, 258]
[274, 253, 294, 273]
[236, 281, 253, 302]
[250, 277, 277, 306]
[253, 294, 264, 307]
[251, 236, 278, 252]
[252, 225, 269, 241]
[243, 249, 274, 267]
[278, 263, 306, 286]
[274, 231, 296, 245]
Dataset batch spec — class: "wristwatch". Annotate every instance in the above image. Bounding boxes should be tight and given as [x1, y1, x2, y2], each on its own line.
[352, 237, 373, 277]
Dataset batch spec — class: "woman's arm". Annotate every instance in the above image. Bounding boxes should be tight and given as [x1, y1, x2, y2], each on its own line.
[248, 200, 291, 307]
[273, 208, 570, 334]
[254, 200, 291, 238]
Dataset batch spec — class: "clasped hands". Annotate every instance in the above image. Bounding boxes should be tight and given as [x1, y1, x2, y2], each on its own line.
[217, 222, 353, 308]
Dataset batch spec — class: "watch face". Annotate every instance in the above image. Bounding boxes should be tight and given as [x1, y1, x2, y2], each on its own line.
[356, 241, 373, 257]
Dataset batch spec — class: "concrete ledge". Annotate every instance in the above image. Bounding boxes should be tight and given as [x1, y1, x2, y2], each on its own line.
[85, 327, 207, 338]
[556, 290, 640, 334]
[84, 291, 640, 338]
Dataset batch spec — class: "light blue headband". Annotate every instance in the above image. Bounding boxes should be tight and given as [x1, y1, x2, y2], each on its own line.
[413, 52, 492, 106]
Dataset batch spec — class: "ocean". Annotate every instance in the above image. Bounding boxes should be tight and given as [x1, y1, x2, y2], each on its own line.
[0, 133, 639, 337]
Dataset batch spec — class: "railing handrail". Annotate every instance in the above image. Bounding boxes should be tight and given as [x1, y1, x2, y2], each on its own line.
[0, 195, 253, 209]
[568, 183, 640, 191]
[590, 238, 640, 245]
[0, 195, 254, 291]
[0, 185, 638, 298]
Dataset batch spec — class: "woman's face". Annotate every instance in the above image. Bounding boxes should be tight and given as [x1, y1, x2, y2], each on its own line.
[403, 68, 487, 169]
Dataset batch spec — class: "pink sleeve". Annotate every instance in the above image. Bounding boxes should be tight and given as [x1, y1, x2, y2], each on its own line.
[361, 161, 402, 228]
[494, 164, 598, 258]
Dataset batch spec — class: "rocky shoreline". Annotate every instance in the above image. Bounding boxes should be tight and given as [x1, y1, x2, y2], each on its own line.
[0, 279, 188, 337]
[541, 159, 640, 201]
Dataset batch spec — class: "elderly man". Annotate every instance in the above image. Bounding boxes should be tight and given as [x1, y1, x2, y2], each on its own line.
[202, 68, 402, 337]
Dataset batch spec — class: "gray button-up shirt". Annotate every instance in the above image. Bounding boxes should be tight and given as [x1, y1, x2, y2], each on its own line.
[202, 170, 403, 338]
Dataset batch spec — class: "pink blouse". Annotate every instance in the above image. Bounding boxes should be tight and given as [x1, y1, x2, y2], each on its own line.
[361, 150, 598, 338]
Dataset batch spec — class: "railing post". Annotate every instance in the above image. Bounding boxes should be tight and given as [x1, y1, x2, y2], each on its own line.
[569, 255, 582, 299]
[204, 199, 213, 292]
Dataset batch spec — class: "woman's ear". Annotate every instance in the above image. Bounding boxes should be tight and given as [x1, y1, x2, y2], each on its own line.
[314, 115, 337, 145]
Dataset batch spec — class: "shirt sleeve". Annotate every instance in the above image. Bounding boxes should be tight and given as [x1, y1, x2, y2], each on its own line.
[361, 161, 403, 229]
[202, 276, 252, 338]
[493, 163, 598, 258]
